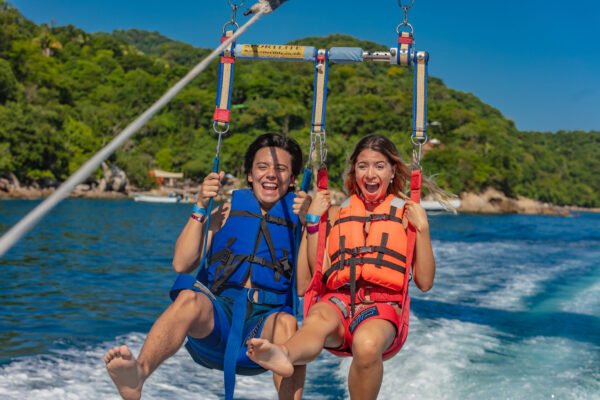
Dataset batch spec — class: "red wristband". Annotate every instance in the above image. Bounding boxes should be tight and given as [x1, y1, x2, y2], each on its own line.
[306, 224, 319, 234]
[190, 213, 205, 223]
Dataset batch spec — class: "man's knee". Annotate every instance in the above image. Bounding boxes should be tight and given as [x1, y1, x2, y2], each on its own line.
[274, 312, 298, 339]
[172, 290, 211, 319]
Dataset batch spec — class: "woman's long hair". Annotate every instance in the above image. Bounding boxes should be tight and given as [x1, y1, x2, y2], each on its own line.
[344, 134, 456, 210]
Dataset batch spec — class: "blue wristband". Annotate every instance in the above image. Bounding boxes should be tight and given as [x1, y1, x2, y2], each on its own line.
[192, 204, 207, 216]
[305, 213, 320, 224]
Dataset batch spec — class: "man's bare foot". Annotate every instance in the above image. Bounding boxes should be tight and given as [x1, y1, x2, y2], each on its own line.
[246, 338, 294, 378]
[104, 345, 145, 400]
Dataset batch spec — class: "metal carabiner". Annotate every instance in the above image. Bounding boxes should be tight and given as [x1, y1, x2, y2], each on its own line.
[307, 131, 317, 168]
[396, 0, 414, 34]
[223, 1, 242, 33]
[213, 121, 231, 137]
[318, 131, 328, 167]
[396, 22, 414, 35]
[410, 137, 427, 166]
[222, 20, 239, 33]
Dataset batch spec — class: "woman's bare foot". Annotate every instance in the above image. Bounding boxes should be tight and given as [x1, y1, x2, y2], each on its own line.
[104, 345, 145, 400]
[247, 338, 294, 378]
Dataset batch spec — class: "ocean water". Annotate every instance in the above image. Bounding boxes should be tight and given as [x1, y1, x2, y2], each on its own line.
[0, 199, 598, 400]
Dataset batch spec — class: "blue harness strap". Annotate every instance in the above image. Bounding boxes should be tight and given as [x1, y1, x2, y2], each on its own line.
[224, 290, 247, 400]
[219, 287, 289, 400]
[169, 274, 215, 301]
[170, 279, 290, 400]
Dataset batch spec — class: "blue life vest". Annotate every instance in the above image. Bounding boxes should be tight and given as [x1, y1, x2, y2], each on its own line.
[198, 189, 298, 299]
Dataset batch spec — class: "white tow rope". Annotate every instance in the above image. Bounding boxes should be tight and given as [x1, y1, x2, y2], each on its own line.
[0, 2, 282, 258]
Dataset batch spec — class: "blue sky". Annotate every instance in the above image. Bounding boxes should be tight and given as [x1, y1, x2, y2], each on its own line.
[10, 0, 600, 132]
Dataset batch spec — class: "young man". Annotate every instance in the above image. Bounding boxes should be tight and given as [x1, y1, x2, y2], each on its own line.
[104, 133, 309, 400]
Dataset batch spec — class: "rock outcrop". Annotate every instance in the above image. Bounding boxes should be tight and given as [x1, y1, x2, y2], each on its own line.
[459, 188, 570, 216]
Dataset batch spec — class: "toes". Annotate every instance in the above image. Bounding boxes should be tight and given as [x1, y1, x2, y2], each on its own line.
[104, 347, 119, 364]
[119, 345, 133, 359]
[104, 345, 133, 364]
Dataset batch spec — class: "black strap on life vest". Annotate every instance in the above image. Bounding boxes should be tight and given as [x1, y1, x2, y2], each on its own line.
[209, 211, 294, 293]
[229, 210, 297, 229]
[329, 246, 407, 265]
[323, 257, 407, 282]
[334, 213, 403, 226]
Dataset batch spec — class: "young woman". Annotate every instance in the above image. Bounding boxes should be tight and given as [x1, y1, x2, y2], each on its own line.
[247, 134, 436, 400]
[104, 133, 309, 400]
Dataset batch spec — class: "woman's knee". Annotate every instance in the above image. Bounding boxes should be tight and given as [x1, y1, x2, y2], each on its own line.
[351, 334, 385, 367]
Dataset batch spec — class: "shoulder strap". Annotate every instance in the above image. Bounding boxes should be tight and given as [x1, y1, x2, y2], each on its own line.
[303, 167, 329, 316]
[398, 169, 422, 320]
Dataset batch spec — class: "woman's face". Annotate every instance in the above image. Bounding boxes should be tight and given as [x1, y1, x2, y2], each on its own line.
[248, 146, 294, 210]
[354, 148, 394, 203]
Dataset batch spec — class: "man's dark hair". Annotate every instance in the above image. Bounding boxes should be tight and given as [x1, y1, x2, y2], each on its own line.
[244, 133, 303, 187]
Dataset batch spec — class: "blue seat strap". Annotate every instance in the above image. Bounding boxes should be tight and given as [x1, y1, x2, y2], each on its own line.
[169, 274, 216, 301]
[224, 290, 247, 400]
[247, 288, 288, 306]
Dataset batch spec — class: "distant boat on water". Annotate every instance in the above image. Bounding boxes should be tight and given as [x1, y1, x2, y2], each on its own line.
[421, 199, 461, 212]
[133, 194, 180, 203]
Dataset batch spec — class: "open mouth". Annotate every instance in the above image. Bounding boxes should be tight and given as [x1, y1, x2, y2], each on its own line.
[261, 182, 278, 191]
[365, 183, 380, 194]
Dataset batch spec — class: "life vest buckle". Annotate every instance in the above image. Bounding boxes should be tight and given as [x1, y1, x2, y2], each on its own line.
[352, 246, 373, 256]
[220, 249, 235, 266]
[279, 257, 292, 274]
[247, 287, 259, 303]
[356, 286, 375, 304]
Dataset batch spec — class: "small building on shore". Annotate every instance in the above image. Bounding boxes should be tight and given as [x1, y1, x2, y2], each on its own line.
[149, 169, 184, 188]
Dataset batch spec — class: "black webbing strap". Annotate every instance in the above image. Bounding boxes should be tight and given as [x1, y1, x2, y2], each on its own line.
[329, 246, 406, 265]
[259, 218, 277, 268]
[228, 210, 296, 229]
[331, 245, 406, 264]
[210, 252, 293, 292]
[337, 236, 357, 316]
[334, 215, 369, 225]
[323, 258, 407, 283]
[378, 233, 388, 262]
[333, 213, 403, 227]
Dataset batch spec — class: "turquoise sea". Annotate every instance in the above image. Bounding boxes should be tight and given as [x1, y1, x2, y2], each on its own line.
[1, 199, 599, 399]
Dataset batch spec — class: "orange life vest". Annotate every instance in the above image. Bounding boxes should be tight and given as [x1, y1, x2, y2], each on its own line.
[324, 194, 408, 291]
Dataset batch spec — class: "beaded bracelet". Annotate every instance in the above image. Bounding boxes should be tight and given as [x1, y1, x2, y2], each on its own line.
[305, 213, 320, 224]
[306, 224, 319, 234]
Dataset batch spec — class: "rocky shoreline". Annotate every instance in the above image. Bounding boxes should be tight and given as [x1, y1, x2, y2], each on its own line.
[456, 188, 579, 216]
[1, 183, 597, 216]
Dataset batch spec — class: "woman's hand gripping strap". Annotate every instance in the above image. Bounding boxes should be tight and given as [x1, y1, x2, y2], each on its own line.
[395, 169, 422, 343]
[303, 167, 329, 317]
[405, 169, 421, 282]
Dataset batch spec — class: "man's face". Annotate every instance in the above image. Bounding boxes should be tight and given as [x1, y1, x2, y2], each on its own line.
[248, 146, 294, 210]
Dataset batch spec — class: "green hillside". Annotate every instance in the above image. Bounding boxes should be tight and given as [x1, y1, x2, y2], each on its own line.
[0, 1, 598, 206]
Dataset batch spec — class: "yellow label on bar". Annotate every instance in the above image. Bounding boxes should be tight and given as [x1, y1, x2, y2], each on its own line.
[240, 45, 305, 59]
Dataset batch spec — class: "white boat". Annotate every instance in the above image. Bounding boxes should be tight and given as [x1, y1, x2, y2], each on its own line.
[421, 199, 461, 211]
[133, 194, 179, 203]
